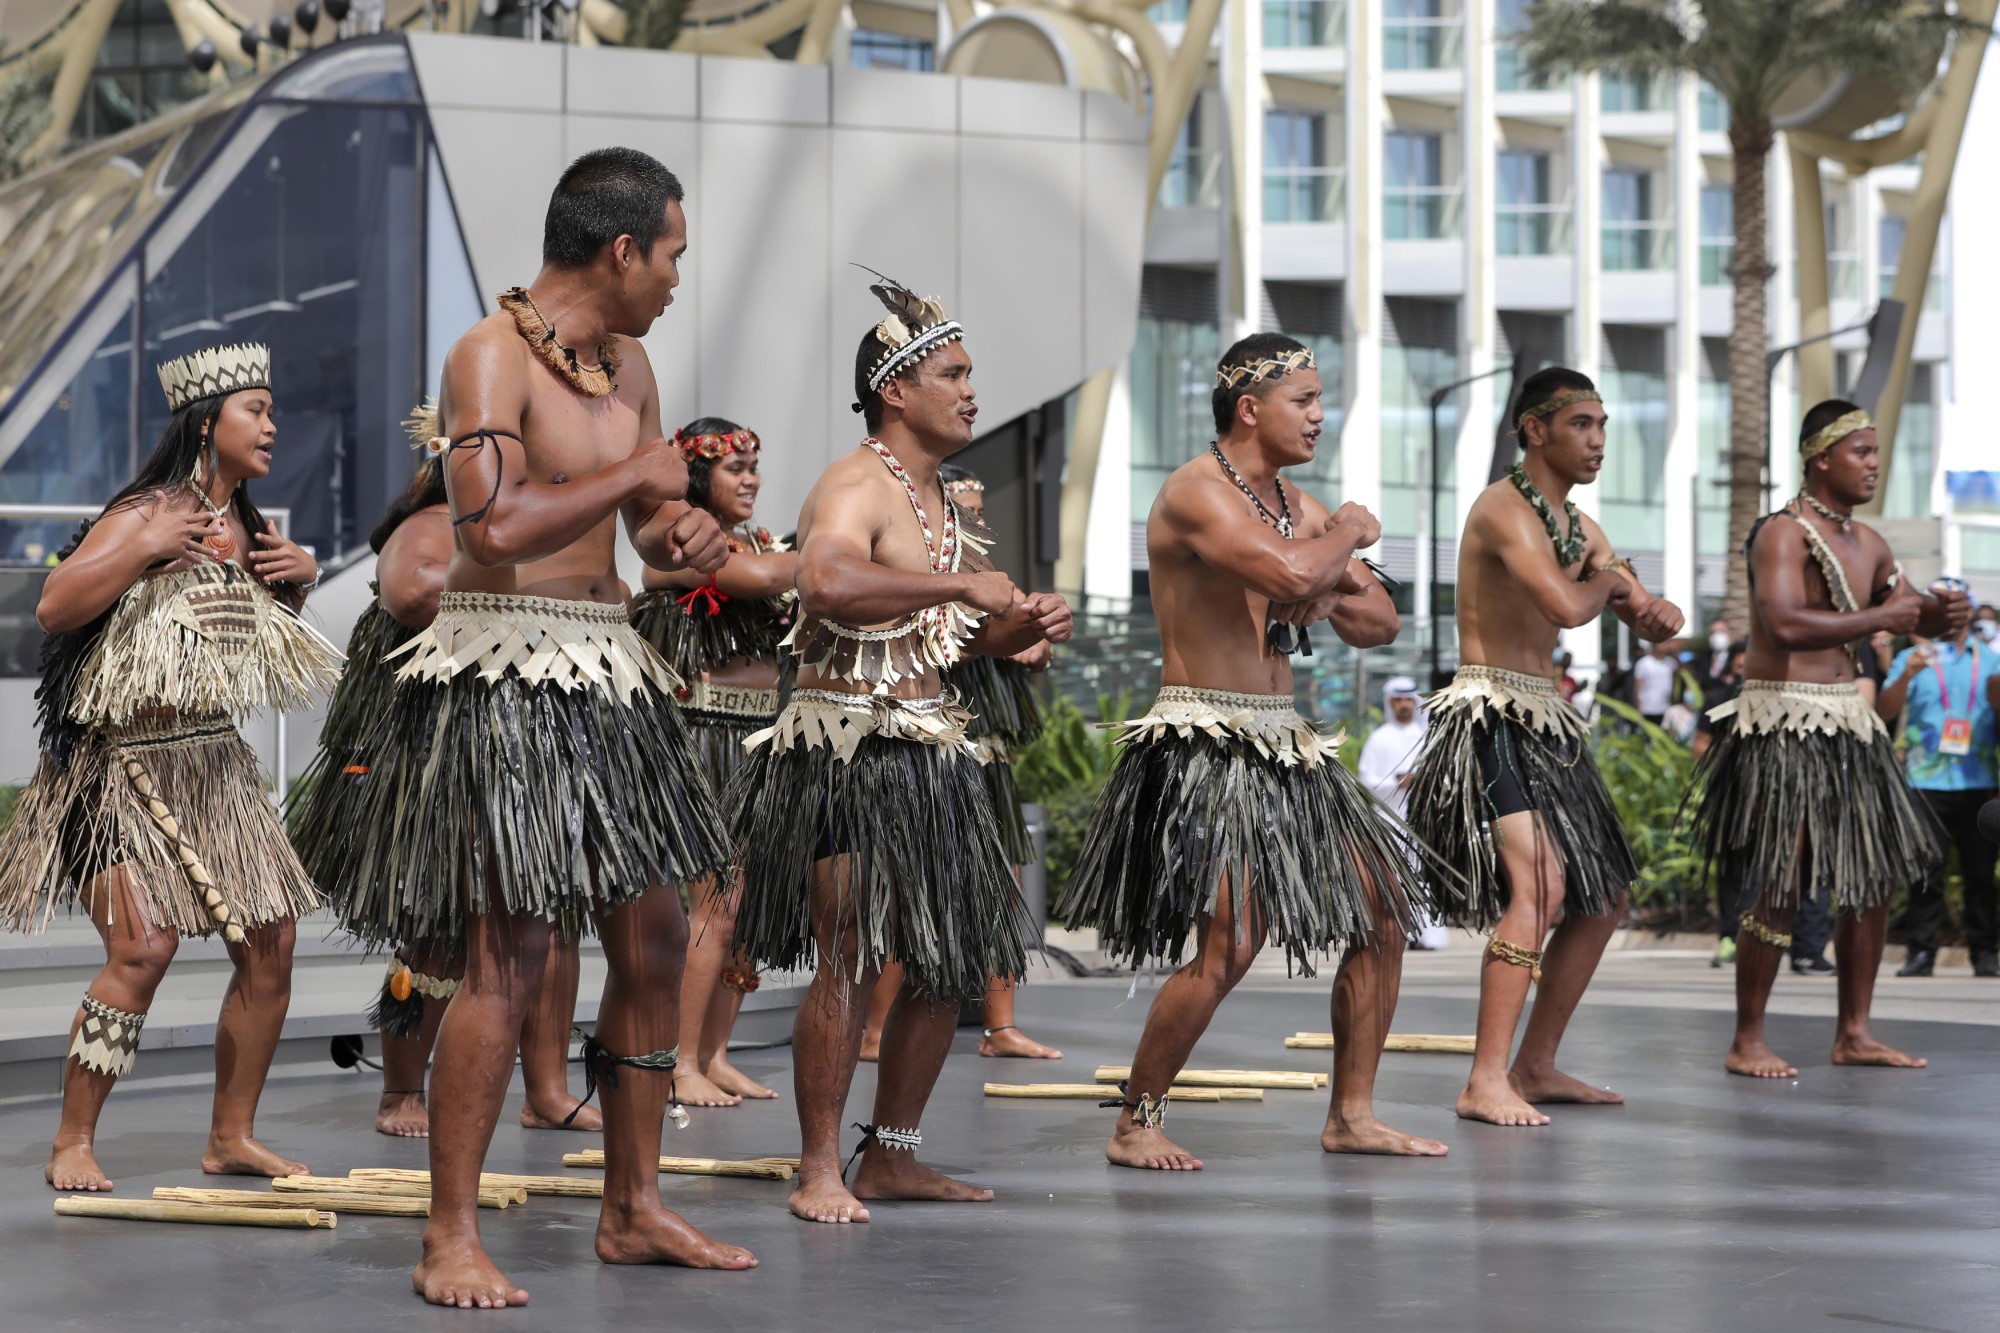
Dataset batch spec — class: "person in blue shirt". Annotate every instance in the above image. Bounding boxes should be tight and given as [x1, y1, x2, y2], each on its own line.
[1879, 613, 2000, 977]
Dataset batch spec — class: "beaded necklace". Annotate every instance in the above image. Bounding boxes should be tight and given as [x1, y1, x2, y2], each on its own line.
[1507, 462, 1585, 567]
[864, 437, 958, 574]
[1209, 443, 1312, 656]
[1797, 489, 1854, 534]
[1209, 442, 1295, 537]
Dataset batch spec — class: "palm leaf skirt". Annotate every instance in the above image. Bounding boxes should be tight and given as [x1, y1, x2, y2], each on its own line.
[1, 716, 320, 937]
[1403, 671, 1634, 931]
[299, 668, 732, 948]
[724, 697, 1033, 1004]
[1683, 680, 1942, 912]
[1056, 692, 1441, 976]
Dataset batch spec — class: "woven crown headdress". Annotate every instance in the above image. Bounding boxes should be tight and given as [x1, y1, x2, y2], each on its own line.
[858, 266, 965, 397]
[1215, 346, 1315, 390]
[157, 342, 271, 412]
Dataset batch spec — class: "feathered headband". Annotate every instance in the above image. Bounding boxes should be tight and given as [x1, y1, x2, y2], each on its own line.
[856, 266, 965, 405]
[675, 427, 760, 461]
[1801, 409, 1873, 461]
[157, 342, 271, 412]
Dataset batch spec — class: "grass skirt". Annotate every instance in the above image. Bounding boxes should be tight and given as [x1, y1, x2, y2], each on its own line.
[1402, 666, 1633, 930]
[679, 683, 781, 794]
[1056, 687, 1436, 975]
[725, 689, 1034, 1003]
[0, 715, 321, 937]
[301, 592, 732, 946]
[1684, 679, 1942, 912]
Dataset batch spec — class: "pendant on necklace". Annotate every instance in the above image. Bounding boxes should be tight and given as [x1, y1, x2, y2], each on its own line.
[206, 530, 236, 560]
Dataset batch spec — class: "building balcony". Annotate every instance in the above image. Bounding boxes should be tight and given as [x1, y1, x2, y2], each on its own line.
[1700, 240, 1732, 287]
[1385, 185, 1462, 241]
[1601, 221, 1673, 272]
[1382, 17, 1463, 100]
[1384, 16, 1459, 70]
[1495, 254, 1574, 311]
[1600, 70, 1676, 142]
[1264, 0, 1343, 50]
[1264, 167, 1345, 224]
[1158, 149, 1221, 210]
[1497, 205, 1571, 257]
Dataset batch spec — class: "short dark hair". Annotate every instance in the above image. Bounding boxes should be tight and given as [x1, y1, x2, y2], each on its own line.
[938, 462, 977, 488]
[542, 148, 684, 269]
[853, 328, 928, 433]
[676, 415, 743, 513]
[1800, 398, 1865, 446]
[1211, 332, 1313, 435]
[1509, 366, 1597, 435]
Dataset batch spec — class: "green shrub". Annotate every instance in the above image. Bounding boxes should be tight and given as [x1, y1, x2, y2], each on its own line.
[1590, 698, 1709, 929]
[0, 784, 18, 835]
[1017, 693, 1133, 908]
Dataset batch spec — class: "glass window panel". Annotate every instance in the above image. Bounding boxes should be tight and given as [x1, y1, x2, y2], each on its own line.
[1597, 358, 1668, 550]
[141, 101, 427, 564]
[1130, 316, 1220, 519]
[849, 31, 935, 72]
[1379, 341, 1456, 538]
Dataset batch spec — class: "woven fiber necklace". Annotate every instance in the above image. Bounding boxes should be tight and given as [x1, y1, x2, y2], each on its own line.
[1797, 489, 1854, 534]
[498, 287, 621, 398]
[865, 437, 958, 573]
[1210, 442, 1311, 655]
[1508, 462, 1585, 567]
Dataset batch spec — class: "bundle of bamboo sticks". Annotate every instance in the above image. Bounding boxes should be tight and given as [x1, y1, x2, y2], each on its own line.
[559, 1151, 799, 1182]
[1283, 1032, 1477, 1054]
[55, 1196, 336, 1229]
[1093, 1065, 1325, 1090]
[273, 1174, 525, 1208]
[984, 1083, 1264, 1102]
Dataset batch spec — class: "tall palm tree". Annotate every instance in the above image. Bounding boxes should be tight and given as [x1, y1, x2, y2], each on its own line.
[1517, 0, 1954, 627]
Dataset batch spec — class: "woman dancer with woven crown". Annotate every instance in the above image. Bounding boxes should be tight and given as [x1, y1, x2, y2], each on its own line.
[289, 410, 600, 1138]
[630, 417, 796, 1107]
[1, 343, 340, 1191]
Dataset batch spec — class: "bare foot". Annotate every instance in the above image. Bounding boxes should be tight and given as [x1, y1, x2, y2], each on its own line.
[1455, 1074, 1551, 1127]
[1831, 1034, 1927, 1069]
[669, 1069, 743, 1108]
[202, 1135, 308, 1178]
[979, 1027, 1063, 1059]
[595, 1202, 757, 1269]
[1105, 1125, 1203, 1171]
[851, 1150, 994, 1203]
[520, 1096, 602, 1131]
[789, 1167, 870, 1224]
[45, 1142, 113, 1192]
[1724, 1038, 1798, 1079]
[706, 1058, 778, 1100]
[413, 1232, 529, 1309]
[858, 1031, 881, 1063]
[376, 1092, 430, 1138]
[1510, 1066, 1625, 1106]
[1322, 1116, 1450, 1156]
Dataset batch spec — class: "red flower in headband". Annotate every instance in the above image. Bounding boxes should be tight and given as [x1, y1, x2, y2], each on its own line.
[673, 427, 761, 461]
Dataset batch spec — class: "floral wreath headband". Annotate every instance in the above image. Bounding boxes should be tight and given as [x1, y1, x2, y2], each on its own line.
[675, 427, 761, 461]
[1215, 347, 1316, 389]
[1800, 409, 1873, 461]
[944, 477, 985, 496]
[1515, 388, 1602, 435]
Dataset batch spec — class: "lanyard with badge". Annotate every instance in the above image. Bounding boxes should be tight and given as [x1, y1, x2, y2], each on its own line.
[1934, 643, 1981, 756]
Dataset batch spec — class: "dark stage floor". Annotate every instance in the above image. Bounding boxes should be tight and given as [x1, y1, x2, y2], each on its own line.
[2, 980, 1996, 1332]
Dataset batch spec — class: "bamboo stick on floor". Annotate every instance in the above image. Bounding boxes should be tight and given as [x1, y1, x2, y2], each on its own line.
[1092, 1065, 1323, 1090]
[56, 1197, 335, 1228]
[273, 1175, 524, 1208]
[153, 1187, 428, 1217]
[984, 1083, 1263, 1102]
[558, 1151, 797, 1181]
[1284, 1033, 1477, 1054]
[348, 1169, 603, 1199]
